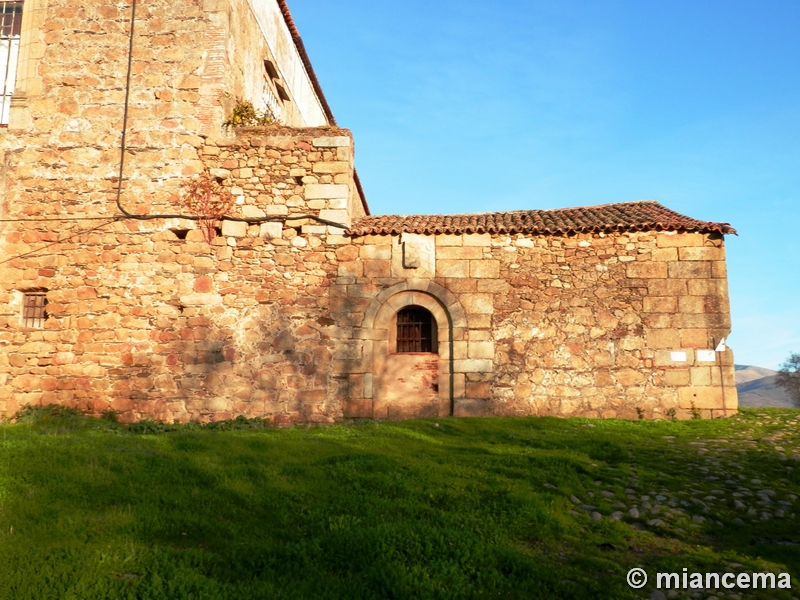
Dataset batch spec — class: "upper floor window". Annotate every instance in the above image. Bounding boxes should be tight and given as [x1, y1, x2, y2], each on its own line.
[1, 1, 23, 126]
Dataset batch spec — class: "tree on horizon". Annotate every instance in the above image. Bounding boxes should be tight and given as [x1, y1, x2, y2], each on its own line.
[775, 352, 800, 408]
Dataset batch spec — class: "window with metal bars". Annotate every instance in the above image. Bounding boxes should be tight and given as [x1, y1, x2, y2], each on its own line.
[1, 1, 23, 126]
[396, 306, 435, 353]
[22, 291, 47, 328]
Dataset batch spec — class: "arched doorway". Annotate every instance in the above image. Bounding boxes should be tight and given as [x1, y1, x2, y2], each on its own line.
[384, 305, 440, 418]
[360, 280, 469, 420]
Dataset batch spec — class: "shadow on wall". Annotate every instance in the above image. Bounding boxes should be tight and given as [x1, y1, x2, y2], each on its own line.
[104, 302, 335, 424]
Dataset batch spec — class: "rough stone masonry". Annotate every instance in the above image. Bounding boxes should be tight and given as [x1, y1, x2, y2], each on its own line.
[0, 0, 738, 424]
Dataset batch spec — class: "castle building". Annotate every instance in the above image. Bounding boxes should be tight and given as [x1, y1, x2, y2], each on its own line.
[0, 0, 738, 423]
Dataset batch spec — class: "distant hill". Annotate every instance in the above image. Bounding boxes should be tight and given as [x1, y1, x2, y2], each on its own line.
[735, 365, 797, 408]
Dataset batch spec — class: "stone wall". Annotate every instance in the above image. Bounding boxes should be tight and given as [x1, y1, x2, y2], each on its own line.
[331, 229, 736, 421]
[0, 127, 363, 424]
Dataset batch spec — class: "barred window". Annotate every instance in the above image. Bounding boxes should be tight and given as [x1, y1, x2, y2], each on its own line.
[1, 1, 23, 126]
[22, 291, 47, 328]
[396, 306, 435, 353]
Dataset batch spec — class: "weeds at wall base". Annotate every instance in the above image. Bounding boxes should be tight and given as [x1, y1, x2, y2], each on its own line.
[11, 404, 271, 435]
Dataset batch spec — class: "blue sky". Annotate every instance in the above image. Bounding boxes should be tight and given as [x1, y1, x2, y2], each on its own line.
[288, 0, 800, 370]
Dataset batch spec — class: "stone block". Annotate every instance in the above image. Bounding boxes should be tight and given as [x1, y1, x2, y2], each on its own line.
[319, 209, 350, 226]
[451, 341, 468, 360]
[656, 233, 705, 248]
[363, 260, 390, 278]
[260, 222, 282, 239]
[453, 398, 489, 416]
[453, 373, 466, 398]
[687, 279, 727, 296]
[460, 293, 493, 314]
[305, 184, 348, 199]
[359, 245, 391, 260]
[466, 382, 491, 399]
[468, 341, 495, 359]
[678, 296, 707, 314]
[336, 245, 360, 261]
[313, 136, 351, 147]
[470, 260, 500, 278]
[626, 262, 668, 279]
[241, 205, 266, 219]
[343, 399, 373, 418]
[711, 261, 727, 279]
[647, 329, 681, 349]
[338, 261, 363, 277]
[678, 386, 725, 409]
[453, 359, 493, 373]
[436, 260, 469, 278]
[690, 367, 712, 386]
[312, 162, 349, 174]
[435, 234, 462, 246]
[668, 261, 711, 279]
[221, 220, 247, 237]
[663, 369, 690, 386]
[476, 279, 509, 293]
[463, 233, 492, 247]
[678, 246, 725, 261]
[266, 205, 289, 215]
[647, 279, 688, 296]
[615, 368, 646, 386]
[334, 342, 364, 360]
[437, 246, 481, 259]
[642, 297, 677, 313]
[680, 329, 708, 348]
[467, 314, 492, 329]
[651, 247, 678, 262]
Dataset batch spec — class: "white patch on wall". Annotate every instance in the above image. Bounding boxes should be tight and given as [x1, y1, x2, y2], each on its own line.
[696, 350, 716, 362]
[392, 233, 435, 278]
[670, 351, 687, 363]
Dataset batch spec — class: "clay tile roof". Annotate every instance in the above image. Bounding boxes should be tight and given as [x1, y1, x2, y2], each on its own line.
[346, 200, 736, 237]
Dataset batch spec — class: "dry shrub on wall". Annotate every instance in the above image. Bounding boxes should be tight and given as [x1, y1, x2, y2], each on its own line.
[223, 100, 274, 127]
[180, 173, 235, 243]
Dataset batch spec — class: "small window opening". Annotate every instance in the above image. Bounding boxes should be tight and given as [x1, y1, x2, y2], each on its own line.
[22, 291, 47, 328]
[263, 59, 279, 80]
[274, 82, 290, 102]
[396, 306, 435, 353]
[171, 229, 189, 240]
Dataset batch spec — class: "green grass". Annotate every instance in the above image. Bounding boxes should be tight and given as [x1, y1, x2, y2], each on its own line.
[0, 408, 798, 599]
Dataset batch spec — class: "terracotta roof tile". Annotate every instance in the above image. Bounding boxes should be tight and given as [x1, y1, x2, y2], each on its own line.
[346, 201, 736, 237]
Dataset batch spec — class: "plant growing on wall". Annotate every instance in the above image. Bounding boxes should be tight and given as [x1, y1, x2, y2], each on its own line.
[180, 173, 235, 243]
[223, 100, 274, 127]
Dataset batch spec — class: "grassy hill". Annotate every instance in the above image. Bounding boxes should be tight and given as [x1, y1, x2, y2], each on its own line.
[0, 407, 798, 599]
